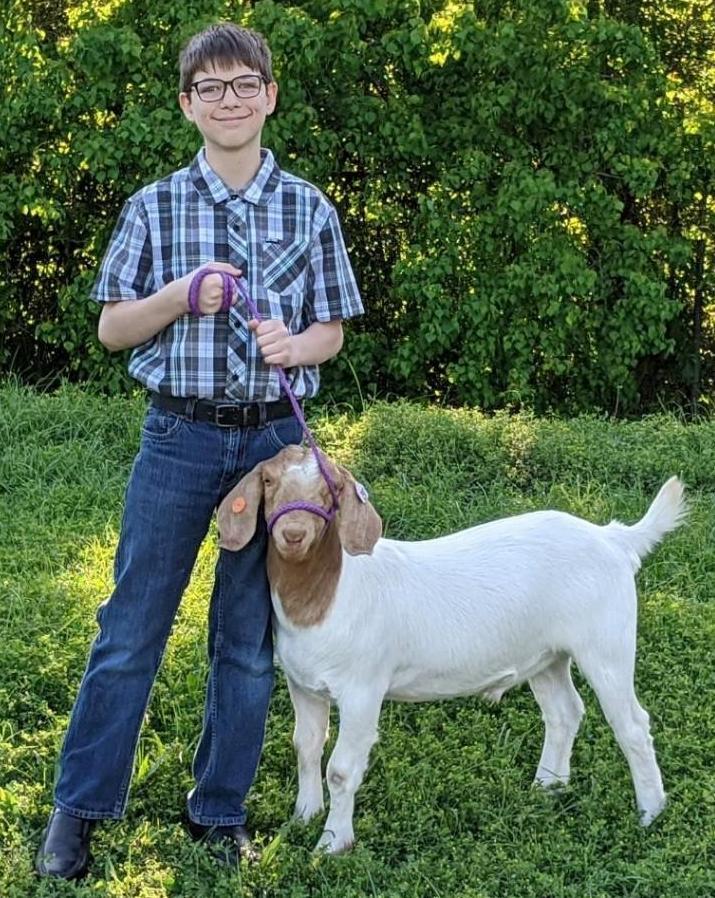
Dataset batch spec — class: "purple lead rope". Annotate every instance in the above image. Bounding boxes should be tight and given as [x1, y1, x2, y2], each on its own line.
[191, 267, 341, 531]
[188, 267, 234, 317]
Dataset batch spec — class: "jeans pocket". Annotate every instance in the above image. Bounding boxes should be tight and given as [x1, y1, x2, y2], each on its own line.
[141, 406, 185, 442]
[265, 415, 304, 453]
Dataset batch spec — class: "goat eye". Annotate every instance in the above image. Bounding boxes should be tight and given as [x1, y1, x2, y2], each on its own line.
[262, 476, 272, 487]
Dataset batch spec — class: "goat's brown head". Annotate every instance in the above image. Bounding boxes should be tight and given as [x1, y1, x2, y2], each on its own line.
[217, 445, 382, 561]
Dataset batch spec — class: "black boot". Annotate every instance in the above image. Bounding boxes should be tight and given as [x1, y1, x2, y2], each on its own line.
[35, 808, 95, 879]
[185, 816, 261, 865]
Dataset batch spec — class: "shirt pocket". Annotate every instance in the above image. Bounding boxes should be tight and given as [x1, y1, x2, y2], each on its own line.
[262, 237, 312, 296]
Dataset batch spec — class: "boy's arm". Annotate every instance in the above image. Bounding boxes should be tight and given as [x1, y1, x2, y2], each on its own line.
[93, 196, 244, 352]
[98, 262, 242, 351]
[98, 281, 186, 352]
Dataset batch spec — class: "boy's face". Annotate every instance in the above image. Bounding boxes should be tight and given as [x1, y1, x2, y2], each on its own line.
[179, 61, 277, 156]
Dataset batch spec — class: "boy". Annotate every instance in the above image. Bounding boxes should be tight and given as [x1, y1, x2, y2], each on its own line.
[36, 22, 362, 879]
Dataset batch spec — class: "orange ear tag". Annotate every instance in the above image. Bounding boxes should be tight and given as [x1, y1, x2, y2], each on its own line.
[232, 496, 247, 514]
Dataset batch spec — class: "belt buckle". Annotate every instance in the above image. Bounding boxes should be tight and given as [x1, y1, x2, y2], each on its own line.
[213, 404, 242, 427]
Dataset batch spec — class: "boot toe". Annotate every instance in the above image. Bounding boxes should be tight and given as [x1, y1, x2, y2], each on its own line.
[35, 809, 95, 880]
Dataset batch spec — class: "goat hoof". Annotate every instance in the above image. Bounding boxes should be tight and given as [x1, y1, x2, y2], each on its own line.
[639, 798, 667, 827]
[293, 803, 323, 824]
[533, 775, 569, 791]
[314, 829, 354, 855]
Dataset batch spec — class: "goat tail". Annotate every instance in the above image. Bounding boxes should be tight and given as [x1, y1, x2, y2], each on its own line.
[604, 476, 687, 570]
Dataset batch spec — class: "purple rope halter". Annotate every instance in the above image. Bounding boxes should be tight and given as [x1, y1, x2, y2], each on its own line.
[190, 267, 341, 532]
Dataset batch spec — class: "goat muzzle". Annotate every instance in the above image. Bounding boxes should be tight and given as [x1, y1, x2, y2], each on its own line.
[266, 499, 338, 534]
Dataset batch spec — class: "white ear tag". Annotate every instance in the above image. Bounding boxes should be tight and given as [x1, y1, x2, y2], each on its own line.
[354, 482, 369, 504]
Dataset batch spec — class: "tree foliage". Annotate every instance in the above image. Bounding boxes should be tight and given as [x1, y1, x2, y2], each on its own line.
[0, 0, 713, 413]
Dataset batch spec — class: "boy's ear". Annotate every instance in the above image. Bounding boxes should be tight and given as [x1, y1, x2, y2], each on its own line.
[217, 464, 264, 551]
[179, 91, 194, 122]
[265, 80, 278, 116]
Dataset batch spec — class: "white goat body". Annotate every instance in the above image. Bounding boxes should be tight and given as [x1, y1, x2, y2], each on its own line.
[276, 511, 642, 703]
[218, 448, 686, 854]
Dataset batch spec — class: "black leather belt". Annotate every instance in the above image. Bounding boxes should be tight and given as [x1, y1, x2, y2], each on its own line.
[150, 393, 298, 428]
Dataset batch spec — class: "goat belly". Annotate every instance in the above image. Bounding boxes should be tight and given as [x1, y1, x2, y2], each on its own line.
[384, 650, 557, 703]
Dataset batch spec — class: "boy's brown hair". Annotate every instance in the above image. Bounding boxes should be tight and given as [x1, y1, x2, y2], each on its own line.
[179, 22, 273, 93]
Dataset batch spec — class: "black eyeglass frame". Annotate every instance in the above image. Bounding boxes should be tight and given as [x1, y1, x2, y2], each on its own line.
[188, 75, 270, 102]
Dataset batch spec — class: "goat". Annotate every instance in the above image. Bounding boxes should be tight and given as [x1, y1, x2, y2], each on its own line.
[217, 445, 685, 854]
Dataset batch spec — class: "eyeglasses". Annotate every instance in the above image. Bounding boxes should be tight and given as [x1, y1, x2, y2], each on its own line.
[190, 75, 268, 103]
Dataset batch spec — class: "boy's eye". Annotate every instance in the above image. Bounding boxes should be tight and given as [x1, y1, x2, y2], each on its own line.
[235, 78, 260, 93]
[193, 80, 224, 101]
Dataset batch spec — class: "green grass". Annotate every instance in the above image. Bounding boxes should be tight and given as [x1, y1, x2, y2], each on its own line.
[1, 381, 713, 897]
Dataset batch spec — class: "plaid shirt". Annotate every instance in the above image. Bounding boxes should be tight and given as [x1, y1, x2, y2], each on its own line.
[91, 148, 363, 401]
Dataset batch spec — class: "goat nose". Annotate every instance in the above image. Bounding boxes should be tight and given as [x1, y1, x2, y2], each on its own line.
[284, 526, 306, 544]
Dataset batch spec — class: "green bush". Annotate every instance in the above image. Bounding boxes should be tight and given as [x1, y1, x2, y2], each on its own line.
[1, 0, 713, 412]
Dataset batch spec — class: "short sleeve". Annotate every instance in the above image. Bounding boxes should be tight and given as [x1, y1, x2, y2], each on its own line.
[90, 198, 154, 303]
[304, 204, 364, 325]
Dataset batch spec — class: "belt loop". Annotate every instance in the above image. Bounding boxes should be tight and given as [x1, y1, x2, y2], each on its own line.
[186, 397, 197, 421]
[258, 403, 267, 427]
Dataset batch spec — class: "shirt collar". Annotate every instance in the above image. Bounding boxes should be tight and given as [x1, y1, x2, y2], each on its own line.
[189, 147, 280, 206]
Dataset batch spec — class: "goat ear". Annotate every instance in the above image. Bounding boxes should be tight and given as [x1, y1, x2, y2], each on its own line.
[335, 466, 382, 556]
[217, 463, 264, 551]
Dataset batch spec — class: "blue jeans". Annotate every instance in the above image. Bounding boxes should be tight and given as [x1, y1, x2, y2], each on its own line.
[54, 405, 303, 825]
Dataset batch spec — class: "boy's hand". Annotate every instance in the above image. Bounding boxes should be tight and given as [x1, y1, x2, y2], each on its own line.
[249, 318, 296, 367]
[183, 263, 242, 316]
